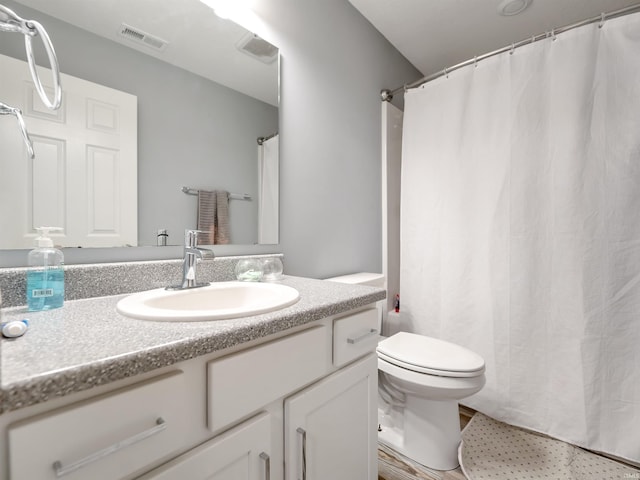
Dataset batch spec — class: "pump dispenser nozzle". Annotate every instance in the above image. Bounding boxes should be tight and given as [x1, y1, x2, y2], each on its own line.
[34, 226, 62, 247]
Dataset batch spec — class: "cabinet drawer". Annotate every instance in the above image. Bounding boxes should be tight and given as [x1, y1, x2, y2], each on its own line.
[208, 325, 329, 432]
[9, 371, 189, 480]
[333, 308, 379, 367]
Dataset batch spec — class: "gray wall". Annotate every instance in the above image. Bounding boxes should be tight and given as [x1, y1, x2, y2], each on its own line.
[0, 0, 420, 275]
[0, 0, 278, 248]
[253, 0, 420, 278]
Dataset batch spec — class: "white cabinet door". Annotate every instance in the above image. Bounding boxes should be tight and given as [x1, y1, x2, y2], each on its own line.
[138, 412, 272, 480]
[284, 354, 378, 480]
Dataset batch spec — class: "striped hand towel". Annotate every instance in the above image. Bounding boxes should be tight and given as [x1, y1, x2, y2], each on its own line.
[197, 190, 230, 244]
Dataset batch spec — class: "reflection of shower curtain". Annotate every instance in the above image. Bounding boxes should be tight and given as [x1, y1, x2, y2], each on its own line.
[258, 134, 279, 244]
[400, 13, 640, 463]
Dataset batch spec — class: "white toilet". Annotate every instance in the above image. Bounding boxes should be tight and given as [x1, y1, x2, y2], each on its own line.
[377, 332, 485, 470]
[326, 273, 486, 471]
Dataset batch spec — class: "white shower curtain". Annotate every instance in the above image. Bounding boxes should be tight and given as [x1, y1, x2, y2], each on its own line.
[401, 13, 640, 462]
[258, 134, 279, 244]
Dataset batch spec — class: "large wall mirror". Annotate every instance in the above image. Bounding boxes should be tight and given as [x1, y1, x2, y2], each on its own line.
[0, 0, 279, 257]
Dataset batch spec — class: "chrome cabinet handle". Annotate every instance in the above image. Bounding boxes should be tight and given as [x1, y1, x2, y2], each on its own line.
[260, 452, 270, 480]
[296, 427, 307, 480]
[52, 417, 166, 477]
[347, 328, 378, 344]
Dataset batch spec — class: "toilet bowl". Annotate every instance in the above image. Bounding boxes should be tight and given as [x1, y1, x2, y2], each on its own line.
[377, 332, 485, 471]
[325, 273, 486, 472]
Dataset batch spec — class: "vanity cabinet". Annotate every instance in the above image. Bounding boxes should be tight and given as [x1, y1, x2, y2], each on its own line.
[1, 306, 379, 480]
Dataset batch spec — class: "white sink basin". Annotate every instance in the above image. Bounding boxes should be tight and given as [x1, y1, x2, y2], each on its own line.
[116, 281, 300, 322]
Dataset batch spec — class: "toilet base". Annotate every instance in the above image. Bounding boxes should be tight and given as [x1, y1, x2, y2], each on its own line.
[378, 396, 461, 471]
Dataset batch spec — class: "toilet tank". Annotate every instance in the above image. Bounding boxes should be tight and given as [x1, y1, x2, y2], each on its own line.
[324, 272, 385, 288]
[325, 272, 386, 333]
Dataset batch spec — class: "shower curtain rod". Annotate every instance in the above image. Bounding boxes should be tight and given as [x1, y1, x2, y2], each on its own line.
[382, 2, 640, 100]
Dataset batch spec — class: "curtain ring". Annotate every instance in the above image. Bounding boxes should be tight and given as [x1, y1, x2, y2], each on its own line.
[551, 29, 556, 41]
[474, 56, 478, 68]
[510, 43, 515, 55]
[444, 67, 449, 78]
[599, 12, 606, 28]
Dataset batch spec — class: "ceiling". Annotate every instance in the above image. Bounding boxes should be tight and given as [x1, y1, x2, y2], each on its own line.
[12, 0, 278, 105]
[348, 0, 640, 77]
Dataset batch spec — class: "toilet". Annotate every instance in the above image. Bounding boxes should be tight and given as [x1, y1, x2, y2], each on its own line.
[377, 332, 485, 470]
[326, 273, 486, 471]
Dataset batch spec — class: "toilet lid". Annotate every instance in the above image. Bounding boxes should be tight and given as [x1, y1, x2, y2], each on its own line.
[377, 332, 485, 378]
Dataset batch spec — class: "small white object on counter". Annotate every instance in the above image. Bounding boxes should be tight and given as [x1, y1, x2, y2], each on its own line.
[2, 320, 29, 338]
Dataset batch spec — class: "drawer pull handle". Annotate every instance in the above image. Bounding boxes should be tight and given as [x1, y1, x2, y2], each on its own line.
[296, 427, 307, 480]
[52, 417, 167, 477]
[260, 452, 271, 480]
[347, 328, 378, 344]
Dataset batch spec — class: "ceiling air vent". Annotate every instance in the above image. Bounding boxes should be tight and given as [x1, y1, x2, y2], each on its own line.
[118, 23, 169, 51]
[236, 33, 278, 64]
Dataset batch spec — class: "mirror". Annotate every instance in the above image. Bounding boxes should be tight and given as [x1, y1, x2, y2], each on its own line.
[0, 0, 279, 250]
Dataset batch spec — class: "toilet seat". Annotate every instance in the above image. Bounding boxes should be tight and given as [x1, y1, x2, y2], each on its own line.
[377, 332, 485, 378]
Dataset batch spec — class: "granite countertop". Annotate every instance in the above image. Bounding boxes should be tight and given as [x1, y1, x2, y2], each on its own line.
[0, 276, 385, 415]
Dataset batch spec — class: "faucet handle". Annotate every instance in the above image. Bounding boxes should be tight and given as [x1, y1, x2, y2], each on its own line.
[184, 229, 206, 247]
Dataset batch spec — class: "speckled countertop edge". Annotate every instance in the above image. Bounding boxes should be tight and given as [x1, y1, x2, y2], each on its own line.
[0, 276, 385, 414]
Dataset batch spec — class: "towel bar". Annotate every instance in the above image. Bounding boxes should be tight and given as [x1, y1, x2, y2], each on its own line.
[181, 186, 251, 201]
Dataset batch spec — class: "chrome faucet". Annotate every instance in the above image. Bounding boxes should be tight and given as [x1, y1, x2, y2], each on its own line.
[167, 229, 215, 290]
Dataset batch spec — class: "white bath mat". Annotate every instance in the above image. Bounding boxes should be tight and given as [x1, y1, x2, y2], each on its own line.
[459, 413, 640, 480]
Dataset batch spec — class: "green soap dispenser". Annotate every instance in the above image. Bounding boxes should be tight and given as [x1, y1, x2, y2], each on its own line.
[27, 227, 64, 311]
